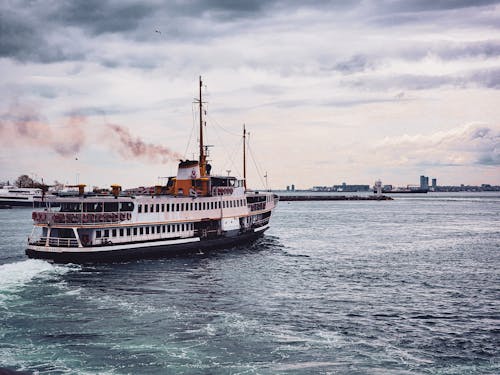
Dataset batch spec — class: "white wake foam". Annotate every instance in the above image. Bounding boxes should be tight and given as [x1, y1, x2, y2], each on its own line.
[0, 259, 76, 304]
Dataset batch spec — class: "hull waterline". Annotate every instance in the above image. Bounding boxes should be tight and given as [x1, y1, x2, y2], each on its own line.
[26, 228, 267, 263]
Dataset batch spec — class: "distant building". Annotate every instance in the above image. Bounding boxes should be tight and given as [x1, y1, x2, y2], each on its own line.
[335, 184, 369, 192]
[286, 186, 290, 191]
[291, 184, 295, 191]
[420, 175, 429, 189]
[312, 184, 369, 192]
[432, 178, 437, 189]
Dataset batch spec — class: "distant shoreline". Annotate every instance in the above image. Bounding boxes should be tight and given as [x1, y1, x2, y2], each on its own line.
[278, 195, 393, 201]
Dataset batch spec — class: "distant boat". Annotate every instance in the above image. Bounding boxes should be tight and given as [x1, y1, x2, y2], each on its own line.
[26, 77, 278, 263]
[0, 185, 45, 207]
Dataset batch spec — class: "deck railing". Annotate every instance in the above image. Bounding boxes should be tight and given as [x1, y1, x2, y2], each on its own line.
[32, 211, 132, 225]
[29, 236, 79, 248]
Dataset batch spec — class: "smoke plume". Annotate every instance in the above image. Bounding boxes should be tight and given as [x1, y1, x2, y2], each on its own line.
[0, 104, 85, 156]
[105, 124, 182, 163]
[0, 104, 181, 164]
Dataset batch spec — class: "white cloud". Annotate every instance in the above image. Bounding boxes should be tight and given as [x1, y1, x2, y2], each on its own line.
[373, 123, 500, 167]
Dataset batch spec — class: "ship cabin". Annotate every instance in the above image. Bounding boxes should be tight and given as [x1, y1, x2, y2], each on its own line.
[167, 160, 244, 198]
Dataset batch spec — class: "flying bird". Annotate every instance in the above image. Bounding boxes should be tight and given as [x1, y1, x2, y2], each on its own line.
[155, 29, 162, 34]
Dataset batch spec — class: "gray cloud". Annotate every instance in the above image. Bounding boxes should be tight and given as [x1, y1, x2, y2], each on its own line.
[468, 67, 500, 89]
[377, 0, 500, 13]
[368, 0, 500, 28]
[0, 8, 67, 63]
[1, 0, 499, 67]
[332, 54, 375, 74]
[54, 0, 154, 35]
[436, 40, 500, 60]
[343, 67, 500, 91]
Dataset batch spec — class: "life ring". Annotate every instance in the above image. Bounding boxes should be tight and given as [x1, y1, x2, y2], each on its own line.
[191, 169, 197, 178]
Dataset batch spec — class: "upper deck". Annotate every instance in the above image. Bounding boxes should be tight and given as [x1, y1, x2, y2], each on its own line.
[32, 190, 278, 227]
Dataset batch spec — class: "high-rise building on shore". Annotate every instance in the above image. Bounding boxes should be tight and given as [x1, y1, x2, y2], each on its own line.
[420, 175, 429, 189]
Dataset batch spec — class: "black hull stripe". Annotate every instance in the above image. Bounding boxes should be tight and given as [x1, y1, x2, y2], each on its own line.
[25, 229, 267, 263]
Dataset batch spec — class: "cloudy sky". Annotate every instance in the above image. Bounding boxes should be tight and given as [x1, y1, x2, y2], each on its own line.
[1, 0, 499, 189]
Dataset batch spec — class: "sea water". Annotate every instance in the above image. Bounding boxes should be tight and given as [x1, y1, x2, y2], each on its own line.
[0, 193, 499, 374]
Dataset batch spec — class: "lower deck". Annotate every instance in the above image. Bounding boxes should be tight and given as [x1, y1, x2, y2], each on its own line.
[29, 210, 271, 248]
[26, 225, 269, 263]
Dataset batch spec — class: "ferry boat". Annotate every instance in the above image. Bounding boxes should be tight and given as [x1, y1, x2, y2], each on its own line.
[0, 185, 44, 207]
[26, 78, 278, 263]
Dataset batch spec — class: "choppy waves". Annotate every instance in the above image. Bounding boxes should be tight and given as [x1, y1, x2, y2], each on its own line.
[0, 260, 78, 305]
[0, 194, 499, 374]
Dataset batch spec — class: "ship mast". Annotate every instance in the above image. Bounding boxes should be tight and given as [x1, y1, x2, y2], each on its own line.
[198, 76, 206, 176]
[243, 124, 247, 191]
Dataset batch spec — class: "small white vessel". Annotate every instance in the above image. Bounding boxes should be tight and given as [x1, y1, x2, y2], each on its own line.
[0, 185, 44, 207]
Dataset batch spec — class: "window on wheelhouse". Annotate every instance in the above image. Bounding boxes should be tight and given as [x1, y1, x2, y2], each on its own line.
[84, 202, 103, 212]
[51, 228, 76, 238]
[104, 202, 118, 212]
[120, 202, 134, 211]
[60, 202, 81, 212]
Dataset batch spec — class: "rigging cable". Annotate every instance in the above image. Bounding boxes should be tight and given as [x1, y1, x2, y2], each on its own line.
[247, 136, 267, 190]
[205, 114, 242, 176]
[183, 103, 197, 160]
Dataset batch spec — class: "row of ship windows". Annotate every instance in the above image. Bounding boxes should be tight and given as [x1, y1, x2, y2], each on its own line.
[137, 199, 246, 214]
[95, 223, 194, 238]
